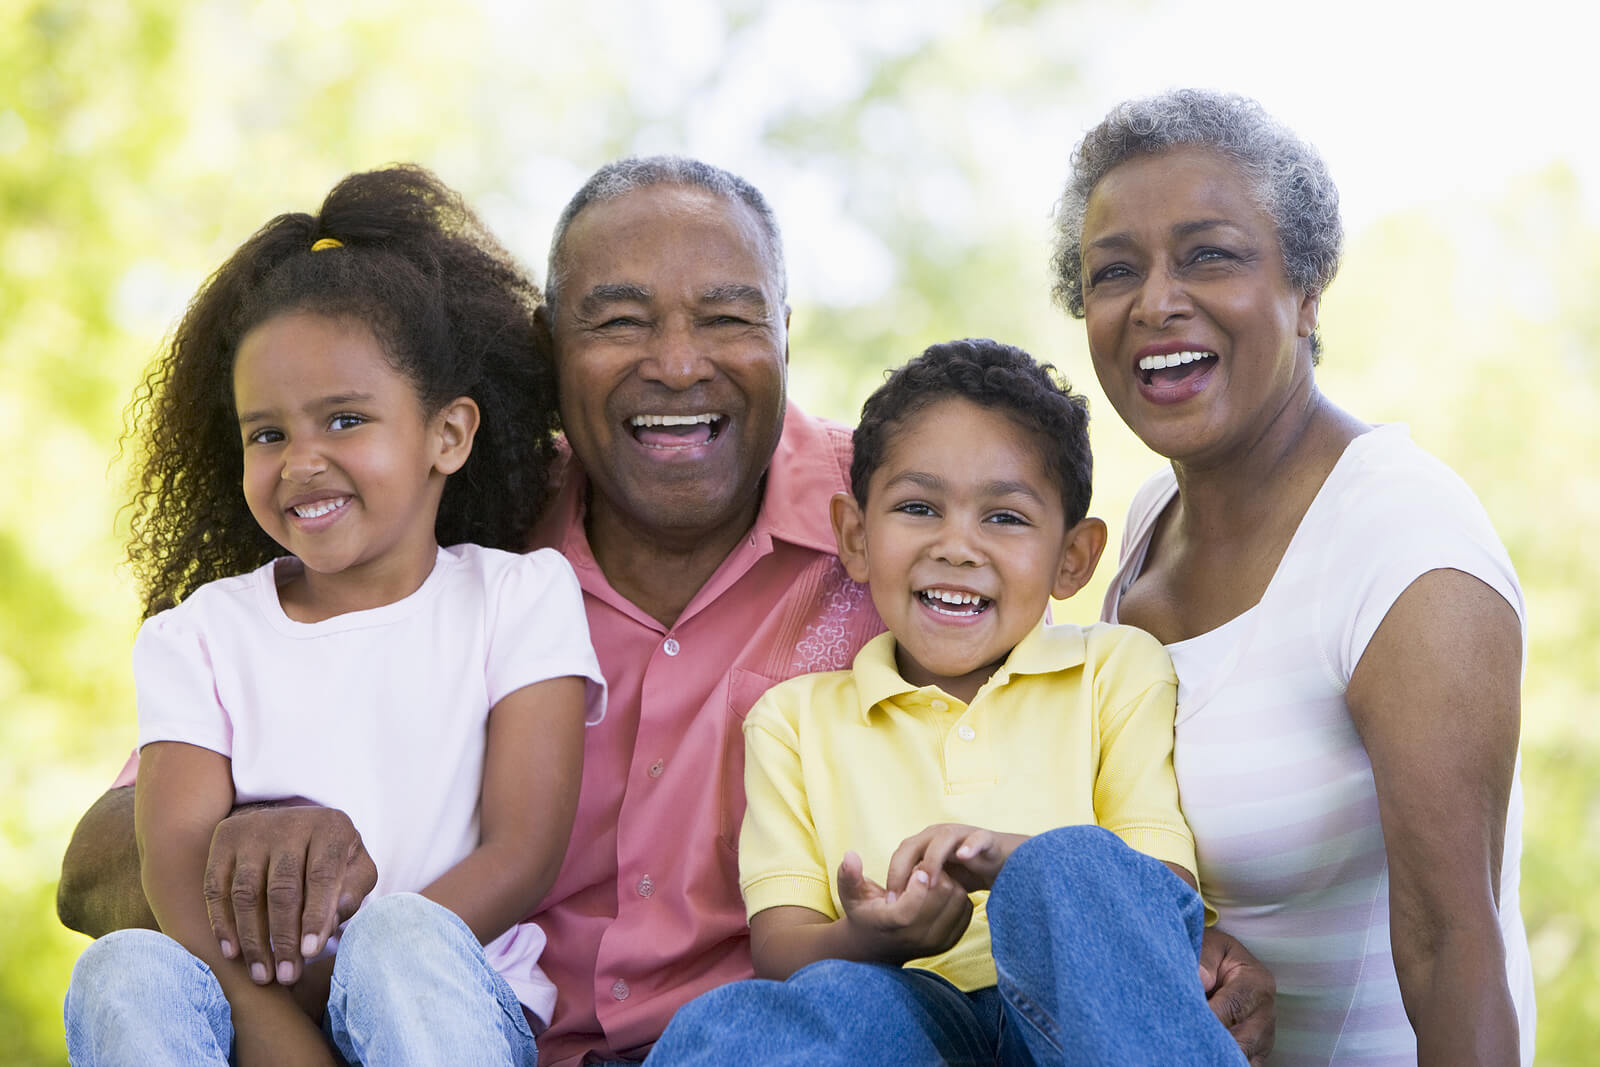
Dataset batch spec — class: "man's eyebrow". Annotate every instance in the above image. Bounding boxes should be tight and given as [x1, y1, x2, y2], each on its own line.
[577, 283, 652, 315]
[701, 284, 770, 308]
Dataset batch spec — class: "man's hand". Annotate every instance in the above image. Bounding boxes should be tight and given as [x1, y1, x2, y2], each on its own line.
[203, 805, 375, 986]
[885, 823, 1030, 894]
[836, 850, 972, 964]
[1199, 926, 1276, 1066]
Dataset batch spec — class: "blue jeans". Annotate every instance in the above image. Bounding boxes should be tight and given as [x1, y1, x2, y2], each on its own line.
[647, 826, 1247, 1066]
[64, 892, 537, 1066]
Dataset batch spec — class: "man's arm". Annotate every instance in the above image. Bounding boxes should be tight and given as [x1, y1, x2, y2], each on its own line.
[58, 786, 156, 937]
[57, 782, 376, 989]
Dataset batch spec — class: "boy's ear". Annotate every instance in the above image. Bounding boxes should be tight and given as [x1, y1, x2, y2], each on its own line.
[1052, 516, 1108, 601]
[432, 396, 481, 476]
[829, 491, 872, 585]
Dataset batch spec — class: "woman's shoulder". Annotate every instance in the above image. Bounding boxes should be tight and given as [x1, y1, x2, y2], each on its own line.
[1323, 425, 1507, 545]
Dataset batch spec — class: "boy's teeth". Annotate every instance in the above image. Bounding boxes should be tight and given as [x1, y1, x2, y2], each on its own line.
[920, 589, 990, 615]
[293, 498, 347, 519]
[1137, 350, 1215, 371]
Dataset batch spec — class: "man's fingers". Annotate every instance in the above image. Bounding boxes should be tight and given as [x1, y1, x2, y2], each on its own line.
[228, 849, 273, 984]
[300, 824, 368, 957]
[266, 844, 309, 984]
[202, 850, 239, 959]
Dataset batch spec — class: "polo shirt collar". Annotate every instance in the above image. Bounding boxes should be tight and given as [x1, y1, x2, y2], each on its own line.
[850, 617, 1089, 722]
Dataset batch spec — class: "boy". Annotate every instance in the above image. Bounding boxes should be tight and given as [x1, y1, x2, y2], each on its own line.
[650, 339, 1245, 1066]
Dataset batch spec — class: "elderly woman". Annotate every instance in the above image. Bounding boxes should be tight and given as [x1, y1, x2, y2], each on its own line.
[1052, 90, 1535, 1065]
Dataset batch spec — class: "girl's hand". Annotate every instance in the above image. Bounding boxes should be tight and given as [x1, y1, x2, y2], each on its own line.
[836, 850, 972, 963]
[885, 823, 1030, 894]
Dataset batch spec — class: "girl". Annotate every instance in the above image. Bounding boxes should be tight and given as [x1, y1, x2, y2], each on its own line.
[64, 166, 605, 1067]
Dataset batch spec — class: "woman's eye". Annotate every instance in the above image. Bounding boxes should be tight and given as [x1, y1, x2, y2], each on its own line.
[1088, 263, 1132, 286]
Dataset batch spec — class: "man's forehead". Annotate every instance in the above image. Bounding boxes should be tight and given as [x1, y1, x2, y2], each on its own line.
[561, 184, 775, 274]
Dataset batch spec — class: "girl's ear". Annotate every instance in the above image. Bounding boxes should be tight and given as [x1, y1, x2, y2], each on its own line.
[1051, 516, 1108, 601]
[830, 491, 872, 585]
[432, 396, 481, 476]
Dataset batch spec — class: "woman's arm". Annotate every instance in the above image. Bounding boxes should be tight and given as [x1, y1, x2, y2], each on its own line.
[137, 742, 336, 1067]
[1346, 568, 1521, 1065]
[420, 675, 587, 942]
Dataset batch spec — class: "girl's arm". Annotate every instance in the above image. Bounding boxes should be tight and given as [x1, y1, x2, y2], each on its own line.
[136, 741, 336, 1067]
[1346, 569, 1521, 1066]
[420, 675, 588, 942]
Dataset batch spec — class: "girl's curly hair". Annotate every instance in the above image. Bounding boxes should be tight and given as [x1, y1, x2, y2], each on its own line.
[125, 164, 557, 619]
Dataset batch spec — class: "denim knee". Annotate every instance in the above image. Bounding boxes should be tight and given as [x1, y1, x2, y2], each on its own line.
[336, 891, 473, 963]
[67, 928, 219, 1008]
[64, 929, 231, 1067]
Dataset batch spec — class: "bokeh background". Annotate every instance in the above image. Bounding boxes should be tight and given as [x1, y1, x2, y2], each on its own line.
[6, 0, 1597, 1062]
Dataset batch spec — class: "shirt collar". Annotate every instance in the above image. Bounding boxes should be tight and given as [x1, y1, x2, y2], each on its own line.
[850, 616, 1089, 723]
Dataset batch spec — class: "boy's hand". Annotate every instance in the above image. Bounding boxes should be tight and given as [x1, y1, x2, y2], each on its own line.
[836, 850, 972, 963]
[886, 823, 1030, 894]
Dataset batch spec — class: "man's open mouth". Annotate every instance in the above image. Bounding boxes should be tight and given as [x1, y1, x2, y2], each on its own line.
[629, 413, 727, 448]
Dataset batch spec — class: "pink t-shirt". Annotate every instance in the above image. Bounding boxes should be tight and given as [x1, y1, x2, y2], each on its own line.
[526, 403, 884, 1067]
[133, 544, 606, 1022]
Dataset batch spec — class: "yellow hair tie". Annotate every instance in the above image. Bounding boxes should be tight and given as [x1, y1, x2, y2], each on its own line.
[310, 237, 344, 252]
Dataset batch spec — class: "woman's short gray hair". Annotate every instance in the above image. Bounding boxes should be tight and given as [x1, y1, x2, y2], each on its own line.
[1050, 89, 1342, 356]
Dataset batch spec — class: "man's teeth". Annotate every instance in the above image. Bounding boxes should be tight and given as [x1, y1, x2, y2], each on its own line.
[1137, 351, 1214, 371]
[293, 498, 347, 519]
[630, 413, 718, 427]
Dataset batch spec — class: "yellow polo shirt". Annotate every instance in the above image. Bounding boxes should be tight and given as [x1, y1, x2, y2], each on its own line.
[738, 619, 1198, 992]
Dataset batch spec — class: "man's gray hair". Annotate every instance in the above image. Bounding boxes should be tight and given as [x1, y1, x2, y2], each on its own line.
[545, 155, 787, 316]
[1050, 89, 1342, 357]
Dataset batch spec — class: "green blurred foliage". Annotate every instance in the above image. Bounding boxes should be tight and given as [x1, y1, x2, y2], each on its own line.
[3, 1, 1595, 1063]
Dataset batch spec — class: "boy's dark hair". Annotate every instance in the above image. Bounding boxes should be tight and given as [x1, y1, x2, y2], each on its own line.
[125, 164, 557, 619]
[850, 338, 1092, 525]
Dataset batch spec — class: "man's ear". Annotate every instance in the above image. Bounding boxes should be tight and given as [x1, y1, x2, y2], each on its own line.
[432, 396, 481, 476]
[1052, 516, 1108, 601]
[1297, 289, 1322, 339]
[829, 491, 872, 585]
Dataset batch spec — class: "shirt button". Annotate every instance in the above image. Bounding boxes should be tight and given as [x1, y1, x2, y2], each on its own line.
[663, 637, 680, 656]
[611, 979, 630, 1001]
[648, 759, 665, 778]
[930, 699, 948, 712]
[957, 724, 976, 741]
[637, 875, 654, 898]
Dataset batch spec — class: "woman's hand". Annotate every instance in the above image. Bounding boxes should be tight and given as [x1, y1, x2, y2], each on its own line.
[1200, 926, 1276, 1065]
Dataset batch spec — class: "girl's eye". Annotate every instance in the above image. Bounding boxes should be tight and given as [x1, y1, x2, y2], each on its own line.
[329, 413, 366, 431]
[246, 428, 283, 445]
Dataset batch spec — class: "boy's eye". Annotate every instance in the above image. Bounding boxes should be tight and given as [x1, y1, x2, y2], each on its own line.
[892, 501, 936, 517]
[329, 413, 366, 431]
[985, 511, 1028, 526]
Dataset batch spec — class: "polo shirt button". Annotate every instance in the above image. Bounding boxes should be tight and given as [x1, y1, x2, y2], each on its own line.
[637, 875, 654, 898]
[930, 699, 948, 712]
[663, 637, 681, 656]
[612, 979, 630, 1001]
[648, 759, 665, 778]
[957, 724, 976, 741]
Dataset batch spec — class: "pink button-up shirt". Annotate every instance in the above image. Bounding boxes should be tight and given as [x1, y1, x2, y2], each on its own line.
[527, 403, 883, 1066]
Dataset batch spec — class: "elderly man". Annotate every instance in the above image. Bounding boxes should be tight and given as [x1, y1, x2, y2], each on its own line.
[58, 157, 1272, 1065]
